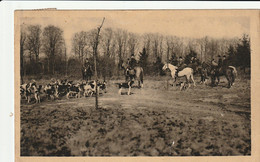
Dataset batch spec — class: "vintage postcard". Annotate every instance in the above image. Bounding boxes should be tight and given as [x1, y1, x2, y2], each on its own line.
[14, 10, 260, 162]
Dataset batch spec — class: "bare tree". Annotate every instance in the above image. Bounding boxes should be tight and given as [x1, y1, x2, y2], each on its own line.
[101, 28, 114, 57]
[26, 25, 41, 63]
[127, 32, 139, 56]
[100, 28, 115, 80]
[93, 17, 105, 109]
[42, 25, 64, 74]
[115, 29, 124, 76]
[88, 29, 99, 57]
[143, 33, 153, 63]
[72, 31, 88, 63]
[20, 25, 27, 84]
[151, 33, 164, 62]
[122, 30, 128, 59]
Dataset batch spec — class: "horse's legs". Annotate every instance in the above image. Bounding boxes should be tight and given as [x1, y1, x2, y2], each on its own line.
[226, 75, 231, 88]
[128, 86, 131, 95]
[118, 88, 122, 95]
[217, 75, 220, 85]
[231, 70, 235, 86]
[140, 71, 144, 88]
[200, 75, 203, 84]
[185, 76, 191, 88]
[190, 74, 196, 87]
[138, 80, 141, 88]
[211, 75, 215, 86]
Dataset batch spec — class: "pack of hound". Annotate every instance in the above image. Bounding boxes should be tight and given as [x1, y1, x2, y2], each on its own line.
[20, 79, 107, 104]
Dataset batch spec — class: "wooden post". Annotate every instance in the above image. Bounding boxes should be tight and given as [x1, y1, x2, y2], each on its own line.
[94, 17, 105, 109]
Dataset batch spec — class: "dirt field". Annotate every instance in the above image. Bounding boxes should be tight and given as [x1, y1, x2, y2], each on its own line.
[20, 76, 251, 156]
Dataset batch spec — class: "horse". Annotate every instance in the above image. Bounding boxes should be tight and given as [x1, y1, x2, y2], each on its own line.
[82, 65, 92, 82]
[197, 62, 211, 84]
[187, 62, 200, 75]
[210, 65, 237, 88]
[162, 63, 196, 88]
[121, 62, 144, 88]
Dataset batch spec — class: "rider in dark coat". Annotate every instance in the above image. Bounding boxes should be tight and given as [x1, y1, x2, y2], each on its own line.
[217, 55, 223, 68]
[82, 58, 93, 80]
[190, 57, 194, 64]
[176, 56, 187, 77]
[222, 55, 228, 72]
[129, 54, 136, 69]
[211, 58, 218, 71]
[177, 56, 186, 71]
[83, 58, 91, 69]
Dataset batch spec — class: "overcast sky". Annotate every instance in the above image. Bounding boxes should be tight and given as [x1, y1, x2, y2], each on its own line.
[20, 10, 250, 54]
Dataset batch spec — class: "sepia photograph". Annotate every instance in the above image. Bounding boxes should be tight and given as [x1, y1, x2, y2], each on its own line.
[14, 10, 256, 158]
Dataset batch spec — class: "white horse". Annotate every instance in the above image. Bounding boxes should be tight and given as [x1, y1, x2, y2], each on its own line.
[162, 63, 196, 88]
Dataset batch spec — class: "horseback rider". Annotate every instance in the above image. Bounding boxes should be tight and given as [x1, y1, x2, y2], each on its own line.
[124, 55, 136, 82]
[193, 56, 199, 65]
[201, 61, 209, 81]
[82, 58, 93, 81]
[217, 55, 223, 69]
[176, 56, 186, 77]
[222, 55, 228, 72]
[177, 56, 184, 67]
[190, 56, 194, 64]
[83, 58, 91, 69]
[211, 58, 218, 71]
[129, 54, 136, 69]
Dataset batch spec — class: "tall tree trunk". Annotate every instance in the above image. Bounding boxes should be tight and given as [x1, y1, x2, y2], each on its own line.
[65, 47, 67, 76]
[94, 17, 105, 110]
[47, 57, 50, 74]
[20, 44, 24, 84]
[117, 46, 122, 78]
[52, 56, 55, 75]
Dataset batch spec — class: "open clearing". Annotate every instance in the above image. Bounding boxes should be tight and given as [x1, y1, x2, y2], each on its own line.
[20, 76, 251, 156]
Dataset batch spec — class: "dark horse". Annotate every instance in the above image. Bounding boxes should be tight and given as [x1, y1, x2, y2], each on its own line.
[210, 65, 237, 88]
[187, 62, 200, 75]
[82, 65, 93, 82]
[197, 62, 211, 84]
[121, 62, 144, 88]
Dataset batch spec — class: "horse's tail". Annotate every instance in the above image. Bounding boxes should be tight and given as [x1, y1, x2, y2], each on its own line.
[140, 68, 144, 83]
[229, 66, 237, 78]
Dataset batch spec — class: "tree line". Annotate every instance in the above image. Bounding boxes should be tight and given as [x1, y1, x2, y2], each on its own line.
[20, 24, 250, 82]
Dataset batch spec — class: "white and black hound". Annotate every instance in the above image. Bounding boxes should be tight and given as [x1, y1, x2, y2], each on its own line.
[117, 80, 134, 95]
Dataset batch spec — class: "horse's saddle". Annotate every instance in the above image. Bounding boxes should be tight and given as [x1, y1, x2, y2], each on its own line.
[178, 64, 187, 72]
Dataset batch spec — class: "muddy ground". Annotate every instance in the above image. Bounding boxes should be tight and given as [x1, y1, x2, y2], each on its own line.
[20, 76, 251, 156]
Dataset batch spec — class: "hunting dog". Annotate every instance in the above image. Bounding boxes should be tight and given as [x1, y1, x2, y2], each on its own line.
[66, 82, 82, 99]
[116, 80, 134, 95]
[82, 81, 101, 97]
[21, 81, 42, 103]
[43, 84, 57, 100]
[176, 82, 189, 91]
